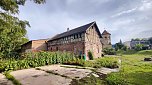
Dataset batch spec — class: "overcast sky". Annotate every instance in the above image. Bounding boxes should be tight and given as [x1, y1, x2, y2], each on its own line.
[18, 0, 152, 44]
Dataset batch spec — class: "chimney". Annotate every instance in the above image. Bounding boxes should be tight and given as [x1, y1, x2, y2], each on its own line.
[67, 28, 69, 31]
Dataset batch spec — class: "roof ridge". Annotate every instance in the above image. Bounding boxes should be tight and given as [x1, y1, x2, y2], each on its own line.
[48, 21, 95, 41]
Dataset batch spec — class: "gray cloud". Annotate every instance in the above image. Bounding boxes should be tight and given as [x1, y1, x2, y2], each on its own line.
[18, 0, 152, 43]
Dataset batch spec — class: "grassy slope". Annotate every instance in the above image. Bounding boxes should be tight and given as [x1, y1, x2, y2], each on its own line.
[106, 50, 152, 85]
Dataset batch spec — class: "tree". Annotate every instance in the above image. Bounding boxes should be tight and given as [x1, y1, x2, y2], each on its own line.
[135, 44, 143, 51]
[114, 43, 124, 51]
[0, 0, 45, 58]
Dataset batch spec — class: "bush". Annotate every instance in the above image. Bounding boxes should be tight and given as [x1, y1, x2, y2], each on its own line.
[106, 73, 129, 85]
[4, 72, 21, 85]
[88, 51, 94, 60]
[82, 57, 119, 68]
[103, 48, 116, 55]
[0, 51, 84, 72]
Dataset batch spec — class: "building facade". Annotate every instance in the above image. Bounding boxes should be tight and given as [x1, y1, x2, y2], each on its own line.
[21, 39, 47, 53]
[47, 22, 103, 60]
[21, 22, 112, 60]
[130, 39, 151, 49]
[101, 30, 112, 49]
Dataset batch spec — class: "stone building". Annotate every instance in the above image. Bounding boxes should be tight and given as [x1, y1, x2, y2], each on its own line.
[101, 30, 112, 49]
[21, 21, 112, 60]
[21, 39, 47, 53]
[47, 22, 103, 60]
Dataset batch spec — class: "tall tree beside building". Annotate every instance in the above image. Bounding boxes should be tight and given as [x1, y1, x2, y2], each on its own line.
[0, 0, 45, 57]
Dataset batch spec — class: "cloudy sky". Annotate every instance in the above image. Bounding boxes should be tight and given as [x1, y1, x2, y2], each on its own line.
[18, 0, 152, 44]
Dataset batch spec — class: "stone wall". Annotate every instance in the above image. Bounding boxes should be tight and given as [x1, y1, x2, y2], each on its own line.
[21, 40, 47, 53]
[85, 25, 102, 60]
[48, 41, 85, 56]
[101, 34, 112, 49]
[32, 40, 47, 51]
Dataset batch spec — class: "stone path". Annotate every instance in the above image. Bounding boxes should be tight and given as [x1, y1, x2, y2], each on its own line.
[10, 68, 71, 85]
[0, 73, 13, 85]
[0, 65, 119, 85]
[37, 65, 92, 79]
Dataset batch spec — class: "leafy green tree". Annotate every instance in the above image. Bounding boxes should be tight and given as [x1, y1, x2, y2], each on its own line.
[135, 44, 144, 51]
[114, 43, 124, 51]
[0, 0, 45, 57]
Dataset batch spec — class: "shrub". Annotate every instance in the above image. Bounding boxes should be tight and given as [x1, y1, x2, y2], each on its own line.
[4, 72, 22, 85]
[103, 48, 116, 55]
[88, 51, 94, 60]
[82, 57, 119, 68]
[0, 51, 84, 72]
[106, 73, 129, 85]
[95, 57, 119, 68]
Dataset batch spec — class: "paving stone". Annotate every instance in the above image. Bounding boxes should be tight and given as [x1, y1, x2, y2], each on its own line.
[10, 68, 72, 85]
[38, 65, 92, 79]
[0, 73, 13, 85]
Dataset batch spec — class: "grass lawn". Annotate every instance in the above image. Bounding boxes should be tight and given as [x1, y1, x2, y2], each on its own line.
[106, 50, 152, 85]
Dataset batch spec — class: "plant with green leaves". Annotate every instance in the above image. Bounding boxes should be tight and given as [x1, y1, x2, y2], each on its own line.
[0, 0, 45, 58]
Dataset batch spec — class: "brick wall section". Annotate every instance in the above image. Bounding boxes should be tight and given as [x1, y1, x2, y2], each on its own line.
[48, 41, 85, 55]
[85, 25, 102, 60]
[21, 40, 47, 53]
[32, 40, 47, 51]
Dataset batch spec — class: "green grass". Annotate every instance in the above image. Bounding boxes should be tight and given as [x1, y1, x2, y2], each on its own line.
[70, 74, 106, 85]
[83, 57, 119, 69]
[106, 50, 152, 85]
[4, 72, 22, 85]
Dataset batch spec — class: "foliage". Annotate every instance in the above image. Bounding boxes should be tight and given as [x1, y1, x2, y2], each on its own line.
[83, 57, 119, 68]
[116, 50, 137, 55]
[106, 50, 152, 85]
[0, 0, 45, 58]
[106, 72, 129, 85]
[70, 74, 105, 85]
[88, 51, 94, 60]
[103, 48, 116, 55]
[4, 72, 21, 85]
[134, 44, 144, 51]
[114, 42, 124, 51]
[0, 52, 83, 72]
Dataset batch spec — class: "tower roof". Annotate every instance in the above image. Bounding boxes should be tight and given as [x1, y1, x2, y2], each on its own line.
[102, 30, 111, 35]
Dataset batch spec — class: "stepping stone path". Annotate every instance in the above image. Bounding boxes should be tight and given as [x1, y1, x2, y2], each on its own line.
[0, 73, 13, 85]
[10, 68, 71, 85]
[37, 65, 92, 79]
[0, 65, 119, 85]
